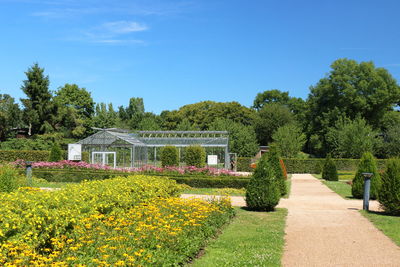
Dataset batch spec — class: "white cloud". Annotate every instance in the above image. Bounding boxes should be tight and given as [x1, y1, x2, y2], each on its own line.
[102, 21, 148, 34]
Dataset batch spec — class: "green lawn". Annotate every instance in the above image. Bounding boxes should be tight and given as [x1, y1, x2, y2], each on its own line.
[31, 178, 75, 189]
[322, 180, 353, 199]
[182, 187, 245, 196]
[360, 211, 400, 246]
[313, 171, 355, 181]
[283, 174, 292, 198]
[190, 207, 287, 267]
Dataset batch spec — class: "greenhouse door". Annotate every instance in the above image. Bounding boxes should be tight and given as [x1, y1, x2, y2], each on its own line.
[92, 152, 116, 168]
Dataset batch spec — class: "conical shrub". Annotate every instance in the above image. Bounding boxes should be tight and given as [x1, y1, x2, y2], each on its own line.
[352, 152, 381, 199]
[266, 148, 287, 196]
[379, 159, 400, 215]
[245, 154, 280, 211]
[160, 146, 179, 167]
[322, 154, 338, 181]
[49, 143, 63, 162]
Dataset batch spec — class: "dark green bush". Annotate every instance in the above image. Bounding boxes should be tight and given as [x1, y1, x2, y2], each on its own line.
[322, 154, 338, 181]
[245, 154, 280, 211]
[49, 143, 63, 162]
[0, 150, 51, 162]
[379, 159, 400, 215]
[160, 146, 179, 167]
[0, 165, 26, 192]
[352, 152, 381, 199]
[185, 145, 206, 168]
[266, 149, 286, 196]
[237, 157, 253, 172]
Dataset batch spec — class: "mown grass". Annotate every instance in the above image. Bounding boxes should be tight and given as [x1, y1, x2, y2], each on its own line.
[313, 171, 355, 181]
[283, 174, 292, 198]
[190, 207, 287, 267]
[360, 210, 400, 246]
[322, 180, 353, 199]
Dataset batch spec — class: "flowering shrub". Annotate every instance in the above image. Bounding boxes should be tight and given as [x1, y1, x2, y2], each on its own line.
[12, 159, 240, 177]
[0, 175, 234, 265]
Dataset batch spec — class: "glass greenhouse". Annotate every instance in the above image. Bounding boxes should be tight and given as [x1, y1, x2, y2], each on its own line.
[77, 128, 230, 169]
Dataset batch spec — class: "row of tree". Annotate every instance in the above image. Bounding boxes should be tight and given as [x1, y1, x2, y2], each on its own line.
[1, 58, 400, 158]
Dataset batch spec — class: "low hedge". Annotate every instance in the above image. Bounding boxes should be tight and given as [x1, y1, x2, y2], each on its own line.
[174, 177, 250, 188]
[283, 158, 387, 173]
[0, 150, 89, 162]
[237, 157, 253, 172]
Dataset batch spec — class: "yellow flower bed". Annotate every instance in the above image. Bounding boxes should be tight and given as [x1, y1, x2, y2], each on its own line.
[0, 176, 233, 266]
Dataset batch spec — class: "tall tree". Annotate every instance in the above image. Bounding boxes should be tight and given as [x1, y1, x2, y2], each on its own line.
[272, 123, 306, 158]
[20, 63, 55, 135]
[0, 94, 22, 141]
[55, 84, 95, 118]
[306, 58, 400, 155]
[254, 103, 294, 145]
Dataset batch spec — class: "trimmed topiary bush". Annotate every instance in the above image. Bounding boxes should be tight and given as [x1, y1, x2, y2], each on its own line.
[160, 146, 179, 167]
[48, 143, 63, 162]
[185, 145, 206, 168]
[245, 154, 280, 211]
[322, 154, 338, 181]
[0, 165, 26, 192]
[379, 159, 400, 215]
[352, 152, 381, 199]
[266, 148, 287, 196]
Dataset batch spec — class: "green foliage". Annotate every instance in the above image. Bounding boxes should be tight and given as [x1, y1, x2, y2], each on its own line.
[92, 103, 118, 129]
[237, 157, 253, 172]
[379, 159, 400, 215]
[322, 155, 338, 181]
[0, 94, 22, 141]
[272, 123, 306, 158]
[185, 145, 206, 167]
[352, 152, 381, 199]
[48, 143, 63, 162]
[283, 158, 387, 174]
[174, 177, 249, 188]
[246, 154, 280, 211]
[160, 146, 179, 167]
[381, 124, 400, 158]
[254, 103, 294, 145]
[209, 118, 259, 157]
[326, 117, 377, 158]
[0, 150, 51, 162]
[266, 149, 287, 196]
[20, 63, 56, 135]
[306, 58, 400, 155]
[0, 165, 26, 192]
[0, 133, 74, 151]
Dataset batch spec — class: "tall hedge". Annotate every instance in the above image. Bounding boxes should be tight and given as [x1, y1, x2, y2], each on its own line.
[160, 146, 179, 167]
[245, 154, 280, 211]
[266, 149, 287, 196]
[185, 145, 206, 168]
[379, 159, 400, 215]
[0, 150, 89, 163]
[322, 154, 338, 181]
[352, 152, 381, 199]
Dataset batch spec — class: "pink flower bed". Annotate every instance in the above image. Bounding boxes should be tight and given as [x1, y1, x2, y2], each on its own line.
[11, 159, 240, 177]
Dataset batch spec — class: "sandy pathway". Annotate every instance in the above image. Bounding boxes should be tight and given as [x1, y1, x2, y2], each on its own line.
[281, 174, 400, 267]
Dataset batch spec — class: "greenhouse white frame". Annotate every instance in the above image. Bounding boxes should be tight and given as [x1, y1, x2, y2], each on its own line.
[77, 128, 230, 169]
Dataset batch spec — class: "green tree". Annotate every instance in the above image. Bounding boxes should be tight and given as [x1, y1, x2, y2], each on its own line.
[252, 89, 290, 110]
[272, 123, 306, 158]
[92, 103, 118, 129]
[245, 154, 280, 211]
[325, 117, 377, 158]
[352, 152, 381, 199]
[254, 103, 294, 145]
[0, 94, 22, 141]
[209, 118, 259, 157]
[20, 63, 56, 135]
[49, 143, 63, 162]
[266, 148, 287, 196]
[55, 84, 94, 118]
[306, 58, 400, 155]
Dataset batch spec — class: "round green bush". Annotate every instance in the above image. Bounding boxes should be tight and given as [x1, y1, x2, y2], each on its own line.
[352, 152, 381, 199]
[322, 154, 338, 181]
[160, 146, 179, 167]
[266, 148, 287, 196]
[49, 143, 63, 162]
[0, 165, 26, 192]
[185, 145, 206, 168]
[379, 159, 400, 215]
[245, 154, 280, 211]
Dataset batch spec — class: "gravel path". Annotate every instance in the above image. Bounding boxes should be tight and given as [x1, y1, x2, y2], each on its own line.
[281, 174, 400, 267]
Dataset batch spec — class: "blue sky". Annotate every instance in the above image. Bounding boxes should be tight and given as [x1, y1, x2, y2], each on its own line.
[1, 0, 400, 114]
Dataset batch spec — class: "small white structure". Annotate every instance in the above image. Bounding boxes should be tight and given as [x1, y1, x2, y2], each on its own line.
[68, 144, 82, 161]
[207, 155, 218, 165]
